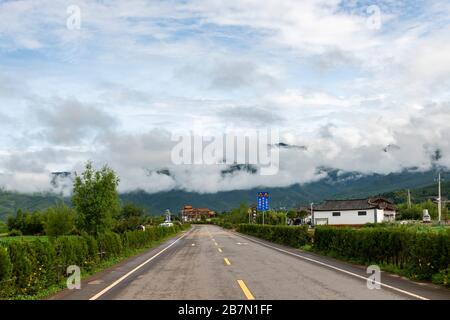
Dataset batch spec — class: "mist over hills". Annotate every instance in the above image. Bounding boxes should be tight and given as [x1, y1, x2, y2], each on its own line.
[0, 168, 448, 220]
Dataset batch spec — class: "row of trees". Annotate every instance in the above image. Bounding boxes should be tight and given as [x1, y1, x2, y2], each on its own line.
[215, 203, 305, 226]
[6, 162, 160, 237]
[396, 200, 449, 221]
[218, 199, 449, 226]
[6, 202, 151, 237]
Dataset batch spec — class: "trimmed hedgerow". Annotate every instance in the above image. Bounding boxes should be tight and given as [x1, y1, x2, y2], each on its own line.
[237, 224, 311, 247]
[234, 223, 450, 286]
[314, 226, 450, 282]
[0, 224, 189, 298]
[0, 245, 12, 296]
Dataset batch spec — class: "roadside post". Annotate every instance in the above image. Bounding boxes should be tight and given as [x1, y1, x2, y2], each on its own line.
[257, 192, 270, 225]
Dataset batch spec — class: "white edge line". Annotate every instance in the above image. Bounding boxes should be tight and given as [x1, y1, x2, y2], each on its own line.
[232, 231, 429, 301]
[89, 228, 192, 300]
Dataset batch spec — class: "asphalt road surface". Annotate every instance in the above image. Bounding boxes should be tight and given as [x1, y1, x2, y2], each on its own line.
[50, 225, 450, 300]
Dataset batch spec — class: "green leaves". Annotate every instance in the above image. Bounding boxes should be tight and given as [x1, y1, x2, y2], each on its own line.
[314, 226, 450, 281]
[0, 224, 188, 298]
[237, 224, 310, 247]
[44, 204, 76, 237]
[72, 162, 120, 235]
[0, 246, 12, 283]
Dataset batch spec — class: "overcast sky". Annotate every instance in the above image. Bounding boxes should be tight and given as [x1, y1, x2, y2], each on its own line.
[0, 0, 449, 194]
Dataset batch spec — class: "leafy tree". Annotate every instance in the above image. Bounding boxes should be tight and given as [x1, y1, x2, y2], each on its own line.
[396, 200, 449, 221]
[114, 203, 148, 233]
[257, 210, 285, 225]
[121, 203, 145, 219]
[227, 203, 249, 224]
[72, 162, 120, 235]
[286, 210, 298, 220]
[397, 203, 425, 220]
[44, 204, 76, 237]
[297, 209, 310, 219]
[7, 210, 45, 235]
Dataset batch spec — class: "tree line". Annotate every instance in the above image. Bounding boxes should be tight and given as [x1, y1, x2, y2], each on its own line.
[5, 162, 167, 237]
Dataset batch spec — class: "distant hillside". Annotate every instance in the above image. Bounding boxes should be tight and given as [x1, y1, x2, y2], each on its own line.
[0, 190, 67, 221]
[1, 168, 448, 220]
[121, 168, 449, 213]
[381, 181, 450, 204]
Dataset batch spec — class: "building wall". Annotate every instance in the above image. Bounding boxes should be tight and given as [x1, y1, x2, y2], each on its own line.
[313, 209, 383, 225]
[383, 209, 396, 222]
[376, 209, 385, 223]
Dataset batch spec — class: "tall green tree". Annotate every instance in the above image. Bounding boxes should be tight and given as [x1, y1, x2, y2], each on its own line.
[72, 162, 120, 235]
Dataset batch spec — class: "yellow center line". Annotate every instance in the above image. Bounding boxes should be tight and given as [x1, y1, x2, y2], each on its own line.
[237, 280, 255, 300]
[224, 258, 231, 265]
[217, 248, 223, 253]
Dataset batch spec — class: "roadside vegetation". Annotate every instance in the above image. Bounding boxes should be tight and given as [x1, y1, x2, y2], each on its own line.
[314, 225, 450, 286]
[237, 224, 311, 247]
[209, 201, 450, 288]
[0, 162, 189, 299]
[235, 223, 450, 287]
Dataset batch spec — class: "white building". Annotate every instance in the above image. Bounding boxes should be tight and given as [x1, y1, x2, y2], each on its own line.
[312, 197, 396, 226]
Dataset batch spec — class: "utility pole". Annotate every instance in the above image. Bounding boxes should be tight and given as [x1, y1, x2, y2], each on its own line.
[310, 202, 314, 227]
[438, 172, 442, 224]
[407, 189, 411, 209]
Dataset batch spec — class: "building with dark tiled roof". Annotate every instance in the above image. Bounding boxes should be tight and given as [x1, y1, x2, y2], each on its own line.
[312, 197, 396, 226]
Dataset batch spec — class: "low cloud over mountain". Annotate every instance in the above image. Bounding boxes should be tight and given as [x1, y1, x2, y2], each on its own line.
[0, 1, 450, 195]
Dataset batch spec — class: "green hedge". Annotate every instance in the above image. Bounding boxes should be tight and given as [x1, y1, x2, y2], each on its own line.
[237, 224, 310, 247]
[0, 224, 189, 298]
[314, 226, 450, 282]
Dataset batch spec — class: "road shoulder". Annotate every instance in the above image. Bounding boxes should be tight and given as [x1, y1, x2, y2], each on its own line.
[46, 227, 193, 300]
[230, 228, 450, 300]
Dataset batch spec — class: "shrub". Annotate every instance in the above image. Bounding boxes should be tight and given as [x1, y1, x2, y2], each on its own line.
[432, 267, 450, 287]
[7, 210, 45, 236]
[0, 245, 13, 296]
[97, 232, 123, 259]
[0, 245, 12, 282]
[8, 229, 22, 237]
[7, 241, 34, 295]
[237, 224, 310, 247]
[0, 223, 189, 298]
[314, 226, 450, 281]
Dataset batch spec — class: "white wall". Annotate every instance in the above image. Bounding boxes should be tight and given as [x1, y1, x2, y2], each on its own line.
[376, 209, 385, 223]
[313, 209, 379, 225]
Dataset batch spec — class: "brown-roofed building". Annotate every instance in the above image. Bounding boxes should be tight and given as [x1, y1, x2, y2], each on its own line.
[312, 197, 396, 226]
[181, 205, 215, 222]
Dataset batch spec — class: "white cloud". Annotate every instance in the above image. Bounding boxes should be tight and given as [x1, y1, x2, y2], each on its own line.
[0, 0, 449, 194]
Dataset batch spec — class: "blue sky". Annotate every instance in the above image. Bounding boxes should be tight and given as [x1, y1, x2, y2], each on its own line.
[0, 0, 449, 194]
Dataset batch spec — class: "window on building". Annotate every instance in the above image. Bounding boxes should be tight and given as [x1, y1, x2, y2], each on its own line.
[332, 212, 341, 217]
[358, 211, 367, 216]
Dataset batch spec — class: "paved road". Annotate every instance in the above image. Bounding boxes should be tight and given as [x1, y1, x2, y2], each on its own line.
[50, 225, 450, 300]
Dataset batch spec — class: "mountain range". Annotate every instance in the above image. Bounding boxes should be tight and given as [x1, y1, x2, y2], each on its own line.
[0, 168, 448, 220]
